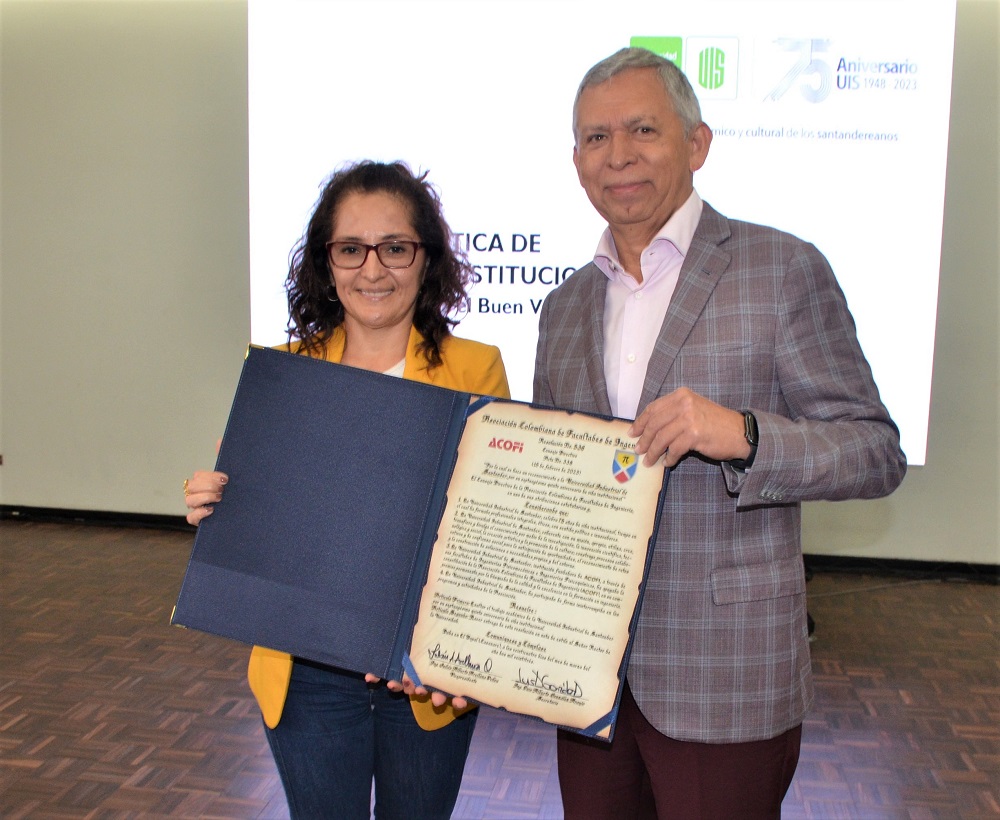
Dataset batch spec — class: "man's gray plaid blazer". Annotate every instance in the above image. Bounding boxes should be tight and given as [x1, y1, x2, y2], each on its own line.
[533, 202, 906, 743]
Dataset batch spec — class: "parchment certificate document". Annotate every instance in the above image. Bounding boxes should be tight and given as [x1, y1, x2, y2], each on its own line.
[409, 400, 666, 737]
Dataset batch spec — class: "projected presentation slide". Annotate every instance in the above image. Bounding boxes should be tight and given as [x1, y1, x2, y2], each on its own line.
[248, 0, 956, 464]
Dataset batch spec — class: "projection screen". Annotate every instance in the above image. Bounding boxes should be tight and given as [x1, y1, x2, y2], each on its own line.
[248, 0, 957, 464]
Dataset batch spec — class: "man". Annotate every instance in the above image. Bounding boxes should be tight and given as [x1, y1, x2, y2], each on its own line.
[533, 47, 907, 819]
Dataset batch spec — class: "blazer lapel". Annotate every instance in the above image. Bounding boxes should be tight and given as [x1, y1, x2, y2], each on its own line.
[582, 269, 614, 417]
[638, 204, 732, 411]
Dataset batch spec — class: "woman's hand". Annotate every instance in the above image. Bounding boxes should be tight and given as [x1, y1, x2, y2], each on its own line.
[364, 673, 469, 710]
[183, 470, 228, 526]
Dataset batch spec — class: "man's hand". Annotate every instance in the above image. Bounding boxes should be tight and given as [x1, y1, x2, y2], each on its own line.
[629, 387, 752, 467]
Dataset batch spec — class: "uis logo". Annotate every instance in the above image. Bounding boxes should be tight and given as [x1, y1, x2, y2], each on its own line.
[612, 450, 638, 484]
[686, 37, 739, 100]
[630, 36, 739, 101]
[699, 47, 727, 90]
[488, 437, 524, 454]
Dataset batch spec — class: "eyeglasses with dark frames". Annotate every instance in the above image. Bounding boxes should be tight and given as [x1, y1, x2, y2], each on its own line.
[325, 240, 424, 269]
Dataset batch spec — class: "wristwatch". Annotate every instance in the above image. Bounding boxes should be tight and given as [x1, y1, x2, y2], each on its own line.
[730, 411, 758, 470]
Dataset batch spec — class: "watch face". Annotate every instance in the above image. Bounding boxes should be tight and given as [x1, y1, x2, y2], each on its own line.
[744, 412, 759, 446]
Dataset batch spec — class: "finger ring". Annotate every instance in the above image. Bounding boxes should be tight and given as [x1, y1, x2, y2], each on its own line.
[183, 478, 191, 496]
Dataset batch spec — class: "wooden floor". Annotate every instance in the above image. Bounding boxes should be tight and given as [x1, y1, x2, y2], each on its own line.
[1, 521, 997, 819]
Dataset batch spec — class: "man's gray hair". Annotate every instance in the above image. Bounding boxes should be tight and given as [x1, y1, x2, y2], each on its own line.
[573, 47, 704, 139]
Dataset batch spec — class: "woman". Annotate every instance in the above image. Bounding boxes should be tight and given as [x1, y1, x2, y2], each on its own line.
[183, 161, 509, 819]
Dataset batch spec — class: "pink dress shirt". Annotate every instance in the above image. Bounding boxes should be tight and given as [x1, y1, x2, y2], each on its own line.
[595, 191, 704, 420]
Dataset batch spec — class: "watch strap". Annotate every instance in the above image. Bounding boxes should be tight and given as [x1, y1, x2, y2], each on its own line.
[731, 411, 758, 470]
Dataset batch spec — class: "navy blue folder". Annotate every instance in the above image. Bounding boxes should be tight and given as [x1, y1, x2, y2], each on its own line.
[172, 345, 470, 680]
[171, 345, 665, 739]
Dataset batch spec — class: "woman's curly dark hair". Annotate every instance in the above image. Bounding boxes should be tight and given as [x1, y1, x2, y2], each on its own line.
[285, 160, 471, 367]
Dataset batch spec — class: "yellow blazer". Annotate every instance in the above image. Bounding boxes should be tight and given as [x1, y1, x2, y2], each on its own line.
[248, 326, 510, 730]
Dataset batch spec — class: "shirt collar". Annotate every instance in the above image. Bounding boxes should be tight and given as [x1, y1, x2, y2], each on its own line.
[594, 189, 704, 281]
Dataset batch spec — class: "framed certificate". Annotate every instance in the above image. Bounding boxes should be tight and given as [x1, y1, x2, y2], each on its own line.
[172, 346, 667, 739]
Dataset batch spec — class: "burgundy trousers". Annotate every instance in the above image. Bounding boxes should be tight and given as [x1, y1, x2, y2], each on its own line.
[557, 683, 802, 819]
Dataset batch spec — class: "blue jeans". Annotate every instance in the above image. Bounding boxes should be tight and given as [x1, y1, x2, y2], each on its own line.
[264, 659, 477, 819]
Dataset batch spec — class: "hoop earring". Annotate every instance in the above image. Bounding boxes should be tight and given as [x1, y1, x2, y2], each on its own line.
[326, 284, 339, 303]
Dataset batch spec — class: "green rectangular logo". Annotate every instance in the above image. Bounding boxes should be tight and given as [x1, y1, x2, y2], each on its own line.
[630, 36, 683, 67]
